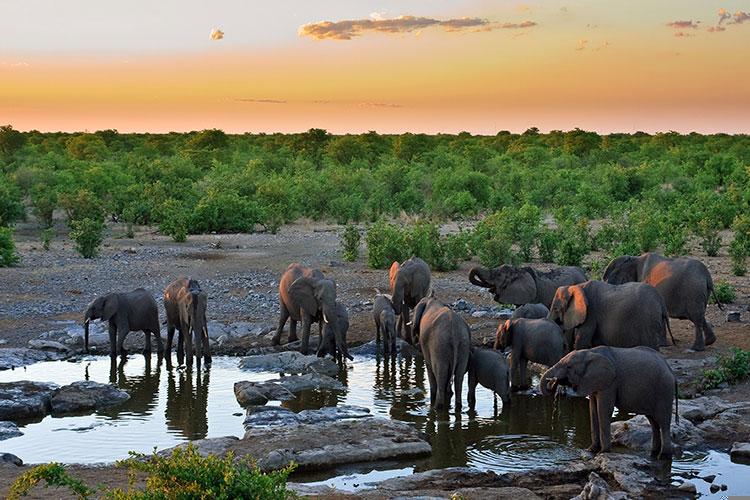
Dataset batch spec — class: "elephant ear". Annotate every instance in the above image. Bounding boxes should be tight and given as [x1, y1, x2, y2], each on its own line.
[495, 319, 512, 350]
[563, 286, 587, 331]
[497, 268, 536, 305]
[602, 256, 637, 285]
[289, 277, 321, 317]
[576, 352, 616, 396]
[411, 298, 428, 338]
[389, 261, 400, 291]
[102, 294, 119, 321]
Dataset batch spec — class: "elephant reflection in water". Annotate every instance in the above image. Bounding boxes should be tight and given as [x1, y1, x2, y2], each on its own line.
[101, 356, 161, 417]
[281, 378, 344, 413]
[372, 353, 426, 421]
[165, 368, 210, 440]
[420, 417, 472, 470]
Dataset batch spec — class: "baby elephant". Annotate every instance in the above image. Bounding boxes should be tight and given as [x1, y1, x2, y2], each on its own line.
[541, 346, 677, 458]
[164, 278, 211, 370]
[467, 348, 511, 410]
[373, 292, 397, 353]
[512, 303, 550, 320]
[495, 318, 566, 390]
[317, 302, 353, 364]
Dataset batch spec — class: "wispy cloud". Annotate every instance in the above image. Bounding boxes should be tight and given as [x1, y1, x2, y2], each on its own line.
[732, 11, 750, 24]
[358, 102, 404, 108]
[718, 8, 732, 24]
[673, 31, 694, 37]
[575, 39, 588, 51]
[666, 20, 700, 30]
[298, 15, 536, 40]
[234, 98, 286, 104]
[210, 28, 224, 40]
[707, 25, 726, 33]
[594, 41, 611, 51]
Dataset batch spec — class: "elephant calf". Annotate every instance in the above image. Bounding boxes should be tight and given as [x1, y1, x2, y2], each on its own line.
[373, 292, 397, 353]
[467, 348, 511, 410]
[511, 303, 550, 320]
[84, 288, 163, 357]
[495, 318, 566, 390]
[413, 297, 471, 411]
[541, 346, 677, 458]
[317, 302, 353, 364]
[163, 278, 211, 370]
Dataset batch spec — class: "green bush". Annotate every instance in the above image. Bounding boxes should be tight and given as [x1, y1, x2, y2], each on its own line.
[713, 281, 736, 304]
[443, 229, 473, 263]
[159, 199, 189, 242]
[729, 237, 747, 276]
[555, 219, 590, 267]
[0, 178, 25, 226]
[40, 228, 54, 251]
[0, 227, 20, 267]
[69, 218, 104, 258]
[191, 190, 263, 234]
[697, 218, 721, 257]
[700, 348, 750, 391]
[30, 184, 57, 229]
[477, 236, 516, 267]
[662, 225, 687, 257]
[340, 224, 360, 262]
[537, 228, 558, 263]
[366, 220, 408, 269]
[8, 445, 294, 500]
[59, 189, 104, 224]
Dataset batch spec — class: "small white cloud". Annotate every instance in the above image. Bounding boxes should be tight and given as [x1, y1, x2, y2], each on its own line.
[575, 39, 588, 51]
[210, 28, 224, 41]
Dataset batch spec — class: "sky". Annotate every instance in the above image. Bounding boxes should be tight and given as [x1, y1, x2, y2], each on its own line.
[1, 1, 749, 134]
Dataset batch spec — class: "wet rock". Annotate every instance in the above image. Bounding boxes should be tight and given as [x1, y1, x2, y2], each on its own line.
[27, 340, 70, 352]
[726, 311, 741, 322]
[349, 339, 412, 356]
[233, 383, 270, 406]
[0, 381, 58, 420]
[677, 481, 696, 494]
[730, 442, 750, 463]
[701, 474, 716, 483]
[238, 351, 339, 377]
[611, 414, 703, 451]
[50, 381, 130, 415]
[159, 436, 240, 458]
[234, 373, 344, 406]
[0, 421, 22, 440]
[0, 348, 66, 371]
[0, 453, 22, 466]
[589, 453, 656, 497]
[710, 484, 721, 493]
[243, 404, 371, 431]
[573, 472, 627, 500]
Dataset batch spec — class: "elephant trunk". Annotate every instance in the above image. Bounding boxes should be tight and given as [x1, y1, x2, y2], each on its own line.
[468, 267, 491, 288]
[83, 318, 90, 353]
[539, 366, 562, 396]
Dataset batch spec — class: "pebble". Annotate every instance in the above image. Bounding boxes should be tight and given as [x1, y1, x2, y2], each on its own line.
[726, 311, 741, 322]
[677, 481, 696, 494]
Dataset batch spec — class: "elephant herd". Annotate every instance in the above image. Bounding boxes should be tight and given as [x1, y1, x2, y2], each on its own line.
[82, 250, 721, 459]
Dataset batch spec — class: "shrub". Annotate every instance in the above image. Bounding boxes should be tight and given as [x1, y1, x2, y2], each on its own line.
[40, 228, 54, 251]
[191, 190, 264, 233]
[0, 227, 20, 267]
[537, 228, 558, 263]
[555, 219, 590, 267]
[59, 189, 104, 224]
[477, 236, 516, 267]
[697, 218, 721, 257]
[729, 237, 748, 276]
[700, 348, 750, 391]
[366, 220, 408, 269]
[159, 199, 189, 242]
[30, 184, 57, 229]
[0, 178, 25, 226]
[662, 225, 687, 257]
[443, 229, 473, 263]
[69, 218, 104, 258]
[512, 203, 541, 262]
[713, 281, 736, 304]
[340, 224, 361, 262]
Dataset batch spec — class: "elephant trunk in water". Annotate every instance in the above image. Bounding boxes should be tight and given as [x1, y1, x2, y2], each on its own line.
[539, 365, 563, 396]
[83, 318, 90, 353]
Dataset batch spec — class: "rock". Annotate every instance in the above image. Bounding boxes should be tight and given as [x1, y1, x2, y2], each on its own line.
[573, 472, 627, 500]
[233, 383, 270, 406]
[677, 481, 696, 494]
[349, 339, 413, 356]
[710, 484, 720, 493]
[27, 340, 70, 352]
[243, 404, 370, 431]
[0, 348, 66, 371]
[701, 474, 716, 483]
[50, 381, 130, 415]
[472, 310, 489, 318]
[159, 436, 240, 458]
[730, 442, 750, 463]
[611, 414, 703, 451]
[726, 311, 741, 322]
[0, 421, 22, 441]
[234, 373, 344, 406]
[238, 351, 339, 377]
[0, 381, 58, 420]
[590, 453, 656, 497]
[0, 453, 22, 466]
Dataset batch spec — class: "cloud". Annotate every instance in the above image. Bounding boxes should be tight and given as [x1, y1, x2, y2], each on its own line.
[298, 15, 536, 40]
[732, 11, 750, 24]
[210, 28, 224, 40]
[594, 41, 611, 51]
[673, 31, 694, 37]
[575, 39, 588, 51]
[707, 25, 726, 32]
[718, 8, 732, 24]
[358, 102, 404, 108]
[666, 20, 699, 29]
[234, 98, 286, 104]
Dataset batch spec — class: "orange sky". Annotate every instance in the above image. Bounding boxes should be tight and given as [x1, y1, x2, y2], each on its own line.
[1, 1, 749, 133]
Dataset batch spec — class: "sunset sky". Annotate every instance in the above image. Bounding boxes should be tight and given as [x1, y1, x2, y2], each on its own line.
[1, 1, 749, 134]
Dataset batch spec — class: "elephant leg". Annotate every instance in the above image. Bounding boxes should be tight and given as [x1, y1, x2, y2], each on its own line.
[289, 319, 298, 343]
[658, 413, 673, 458]
[703, 317, 716, 346]
[425, 363, 437, 406]
[117, 329, 128, 358]
[396, 314, 403, 341]
[519, 359, 529, 390]
[176, 328, 185, 366]
[646, 415, 661, 457]
[375, 319, 381, 343]
[402, 305, 412, 344]
[300, 315, 312, 355]
[143, 329, 152, 355]
[272, 303, 290, 346]
[108, 322, 117, 358]
[184, 326, 194, 370]
[509, 353, 522, 391]
[690, 320, 705, 351]
[153, 328, 164, 354]
[202, 326, 212, 365]
[193, 328, 203, 371]
[587, 397, 601, 453]
[454, 370, 464, 412]
[596, 395, 615, 452]
[165, 324, 175, 366]
[468, 369, 477, 410]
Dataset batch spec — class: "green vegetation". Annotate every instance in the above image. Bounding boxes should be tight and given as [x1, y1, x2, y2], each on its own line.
[340, 224, 360, 262]
[2, 126, 750, 265]
[713, 280, 736, 304]
[8, 445, 294, 500]
[700, 348, 750, 391]
[41, 228, 54, 251]
[69, 218, 105, 258]
[0, 227, 20, 267]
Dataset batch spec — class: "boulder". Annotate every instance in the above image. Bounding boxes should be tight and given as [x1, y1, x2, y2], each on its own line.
[610, 414, 703, 451]
[726, 311, 741, 322]
[0, 452, 22, 466]
[0, 348, 66, 371]
[589, 454, 658, 498]
[730, 442, 750, 464]
[349, 339, 414, 356]
[159, 436, 240, 458]
[234, 373, 344, 406]
[243, 404, 371, 430]
[49, 381, 130, 415]
[27, 340, 70, 352]
[238, 351, 338, 377]
[573, 472, 627, 500]
[0, 421, 22, 440]
[0, 381, 58, 420]
[233, 383, 270, 406]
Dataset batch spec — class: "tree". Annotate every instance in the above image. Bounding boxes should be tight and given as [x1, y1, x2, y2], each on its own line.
[0, 125, 26, 159]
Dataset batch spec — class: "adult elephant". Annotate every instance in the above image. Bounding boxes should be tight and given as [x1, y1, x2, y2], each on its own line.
[469, 264, 587, 308]
[603, 253, 720, 351]
[413, 296, 471, 412]
[390, 257, 431, 345]
[548, 281, 671, 351]
[272, 263, 342, 356]
[163, 278, 212, 370]
[84, 289, 163, 357]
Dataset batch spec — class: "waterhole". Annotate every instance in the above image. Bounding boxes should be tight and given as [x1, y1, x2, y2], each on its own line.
[0, 354, 747, 496]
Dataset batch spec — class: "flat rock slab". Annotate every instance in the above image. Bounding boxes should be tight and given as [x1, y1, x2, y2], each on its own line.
[611, 413, 703, 451]
[234, 373, 345, 406]
[50, 381, 130, 415]
[27, 340, 70, 352]
[0, 381, 59, 420]
[0, 348, 66, 371]
[730, 442, 750, 463]
[0, 421, 22, 441]
[238, 351, 339, 377]
[243, 405, 370, 430]
[349, 339, 420, 357]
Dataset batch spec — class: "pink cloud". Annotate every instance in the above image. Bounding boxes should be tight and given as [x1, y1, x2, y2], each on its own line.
[666, 20, 699, 29]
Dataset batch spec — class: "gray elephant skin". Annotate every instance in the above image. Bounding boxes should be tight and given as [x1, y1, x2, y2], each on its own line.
[163, 277, 212, 369]
[372, 293, 397, 353]
[603, 252, 720, 351]
[84, 288, 163, 357]
[511, 303, 550, 320]
[467, 348, 510, 410]
[273, 263, 346, 358]
[548, 280, 669, 350]
[469, 265, 587, 308]
[495, 318, 566, 390]
[390, 257, 431, 345]
[413, 297, 471, 411]
[540, 346, 677, 458]
[317, 301, 352, 364]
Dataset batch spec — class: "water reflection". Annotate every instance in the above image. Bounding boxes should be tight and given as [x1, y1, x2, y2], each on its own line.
[101, 356, 161, 417]
[165, 368, 210, 440]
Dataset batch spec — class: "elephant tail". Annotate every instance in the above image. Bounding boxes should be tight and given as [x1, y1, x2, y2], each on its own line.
[665, 316, 677, 346]
[711, 288, 725, 311]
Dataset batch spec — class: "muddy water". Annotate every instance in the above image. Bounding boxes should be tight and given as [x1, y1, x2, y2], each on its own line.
[0, 354, 747, 496]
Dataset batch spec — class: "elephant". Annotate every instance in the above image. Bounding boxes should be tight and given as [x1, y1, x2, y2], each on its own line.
[413, 296, 471, 411]
[511, 303, 550, 320]
[467, 347, 511, 410]
[494, 318, 566, 390]
[603, 252, 721, 351]
[317, 301, 353, 364]
[272, 263, 344, 357]
[548, 280, 671, 351]
[373, 291, 397, 354]
[540, 346, 678, 458]
[84, 288, 163, 357]
[469, 264, 587, 308]
[163, 278, 212, 370]
[390, 257, 431, 345]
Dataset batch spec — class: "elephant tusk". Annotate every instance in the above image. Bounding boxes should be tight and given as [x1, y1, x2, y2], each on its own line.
[323, 313, 330, 324]
[84, 318, 90, 325]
